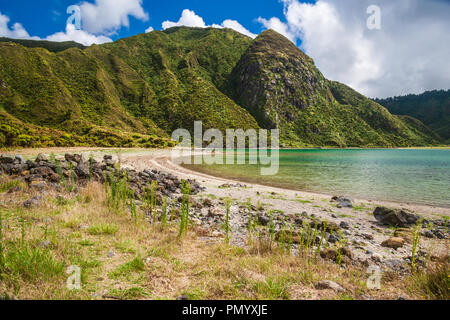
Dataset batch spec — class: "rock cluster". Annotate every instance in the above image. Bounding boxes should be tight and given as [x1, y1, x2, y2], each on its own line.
[0, 153, 204, 199]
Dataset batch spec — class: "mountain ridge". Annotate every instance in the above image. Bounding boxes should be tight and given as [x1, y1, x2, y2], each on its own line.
[375, 90, 450, 142]
[0, 27, 442, 148]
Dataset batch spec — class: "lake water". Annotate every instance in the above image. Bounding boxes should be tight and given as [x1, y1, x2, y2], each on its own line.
[183, 149, 450, 208]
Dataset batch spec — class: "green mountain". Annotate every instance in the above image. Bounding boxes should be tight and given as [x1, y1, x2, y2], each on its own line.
[0, 37, 86, 53]
[375, 90, 450, 142]
[0, 27, 441, 148]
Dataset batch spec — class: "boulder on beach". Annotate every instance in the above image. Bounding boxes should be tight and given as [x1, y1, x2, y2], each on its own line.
[373, 207, 420, 228]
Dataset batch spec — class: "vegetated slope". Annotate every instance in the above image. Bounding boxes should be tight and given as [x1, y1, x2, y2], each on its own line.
[375, 90, 450, 142]
[0, 37, 86, 52]
[0, 27, 440, 148]
[229, 30, 440, 147]
[0, 27, 258, 148]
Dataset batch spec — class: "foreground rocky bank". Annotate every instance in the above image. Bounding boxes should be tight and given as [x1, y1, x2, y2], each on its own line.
[1, 152, 448, 278]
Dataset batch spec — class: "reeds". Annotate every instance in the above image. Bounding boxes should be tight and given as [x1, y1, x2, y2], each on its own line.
[179, 180, 191, 238]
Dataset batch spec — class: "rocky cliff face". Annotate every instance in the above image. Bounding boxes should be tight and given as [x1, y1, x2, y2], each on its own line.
[228, 30, 439, 147]
[230, 30, 332, 130]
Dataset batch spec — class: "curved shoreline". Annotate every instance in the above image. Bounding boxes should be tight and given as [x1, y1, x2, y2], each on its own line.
[4, 147, 450, 215]
[119, 151, 450, 217]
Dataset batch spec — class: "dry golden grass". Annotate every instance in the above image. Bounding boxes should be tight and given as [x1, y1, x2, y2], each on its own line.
[0, 178, 446, 300]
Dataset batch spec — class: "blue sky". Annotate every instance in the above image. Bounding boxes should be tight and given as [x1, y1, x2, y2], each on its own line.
[0, 0, 314, 41]
[0, 0, 449, 98]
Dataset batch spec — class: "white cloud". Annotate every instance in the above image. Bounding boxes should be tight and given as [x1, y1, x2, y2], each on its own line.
[0, 11, 39, 39]
[220, 20, 257, 38]
[258, 0, 450, 98]
[162, 9, 207, 29]
[79, 0, 148, 35]
[257, 17, 294, 42]
[145, 26, 154, 33]
[46, 24, 112, 46]
[163, 9, 256, 38]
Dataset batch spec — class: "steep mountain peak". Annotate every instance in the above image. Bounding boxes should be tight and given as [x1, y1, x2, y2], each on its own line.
[253, 29, 307, 57]
[229, 28, 331, 130]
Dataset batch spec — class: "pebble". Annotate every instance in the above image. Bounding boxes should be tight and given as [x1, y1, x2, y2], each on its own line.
[315, 280, 345, 293]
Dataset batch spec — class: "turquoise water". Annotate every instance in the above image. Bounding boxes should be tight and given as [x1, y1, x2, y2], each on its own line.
[184, 149, 450, 208]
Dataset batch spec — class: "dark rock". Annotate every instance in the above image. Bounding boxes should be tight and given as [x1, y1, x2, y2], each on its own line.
[0, 163, 13, 174]
[340, 221, 350, 230]
[294, 217, 303, 226]
[384, 259, 405, 270]
[48, 173, 60, 183]
[35, 154, 49, 162]
[332, 196, 353, 204]
[258, 215, 270, 226]
[75, 161, 90, 178]
[328, 234, 340, 243]
[38, 240, 52, 249]
[433, 230, 446, 239]
[315, 280, 345, 292]
[373, 207, 420, 228]
[15, 155, 24, 164]
[65, 154, 82, 163]
[423, 230, 434, 238]
[337, 201, 353, 208]
[23, 196, 42, 208]
[11, 163, 28, 174]
[0, 155, 15, 164]
[30, 166, 54, 176]
[26, 160, 37, 169]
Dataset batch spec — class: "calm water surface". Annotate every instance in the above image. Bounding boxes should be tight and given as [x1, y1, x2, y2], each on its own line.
[184, 149, 450, 208]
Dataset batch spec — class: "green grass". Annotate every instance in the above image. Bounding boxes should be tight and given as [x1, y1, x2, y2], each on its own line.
[107, 287, 149, 300]
[0, 179, 24, 193]
[109, 256, 145, 279]
[88, 224, 119, 236]
[182, 287, 207, 300]
[78, 239, 95, 247]
[2, 243, 64, 282]
[253, 276, 291, 300]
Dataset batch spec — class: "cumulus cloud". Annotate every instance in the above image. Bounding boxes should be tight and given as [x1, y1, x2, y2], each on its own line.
[0, 11, 38, 39]
[46, 24, 112, 46]
[220, 20, 257, 38]
[162, 9, 207, 29]
[258, 0, 450, 98]
[79, 0, 148, 35]
[163, 9, 256, 38]
[145, 26, 154, 33]
[257, 17, 295, 42]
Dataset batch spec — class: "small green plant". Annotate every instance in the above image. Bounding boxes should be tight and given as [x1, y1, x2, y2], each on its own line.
[88, 154, 95, 181]
[20, 217, 26, 246]
[411, 220, 422, 272]
[268, 211, 275, 250]
[224, 198, 231, 243]
[161, 197, 168, 230]
[179, 180, 191, 238]
[315, 221, 328, 257]
[130, 191, 137, 224]
[0, 209, 4, 273]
